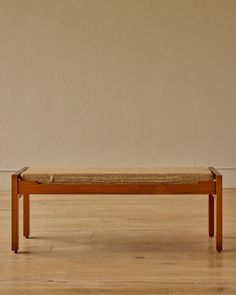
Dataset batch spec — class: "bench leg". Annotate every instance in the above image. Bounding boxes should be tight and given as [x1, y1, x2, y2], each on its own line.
[12, 175, 19, 253]
[216, 175, 223, 252]
[208, 194, 214, 237]
[23, 194, 30, 238]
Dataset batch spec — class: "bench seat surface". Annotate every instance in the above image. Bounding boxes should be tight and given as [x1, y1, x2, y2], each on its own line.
[21, 167, 214, 184]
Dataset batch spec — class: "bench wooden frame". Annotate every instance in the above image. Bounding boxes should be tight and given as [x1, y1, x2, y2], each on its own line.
[11, 167, 223, 253]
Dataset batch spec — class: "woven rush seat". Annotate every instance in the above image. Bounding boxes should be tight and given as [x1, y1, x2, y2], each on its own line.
[21, 167, 214, 184]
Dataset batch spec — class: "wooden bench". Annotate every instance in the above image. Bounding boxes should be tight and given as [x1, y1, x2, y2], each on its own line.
[11, 167, 223, 253]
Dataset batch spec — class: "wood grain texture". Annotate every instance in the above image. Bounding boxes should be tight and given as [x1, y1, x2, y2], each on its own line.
[216, 174, 223, 252]
[208, 194, 214, 237]
[23, 194, 30, 238]
[11, 174, 19, 252]
[18, 181, 216, 195]
[2, 190, 236, 293]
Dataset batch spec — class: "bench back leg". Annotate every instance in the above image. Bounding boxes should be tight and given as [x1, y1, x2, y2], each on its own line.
[208, 194, 214, 237]
[23, 194, 30, 238]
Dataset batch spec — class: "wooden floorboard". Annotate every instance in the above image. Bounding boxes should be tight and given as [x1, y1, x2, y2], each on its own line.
[0, 190, 236, 294]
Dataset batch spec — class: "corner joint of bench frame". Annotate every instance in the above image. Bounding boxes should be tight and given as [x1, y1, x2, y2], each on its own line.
[12, 168, 29, 197]
[12, 167, 29, 179]
[208, 167, 222, 179]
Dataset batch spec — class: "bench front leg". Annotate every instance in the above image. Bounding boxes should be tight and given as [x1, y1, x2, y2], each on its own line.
[216, 174, 223, 252]
[12, 175, 19, 253]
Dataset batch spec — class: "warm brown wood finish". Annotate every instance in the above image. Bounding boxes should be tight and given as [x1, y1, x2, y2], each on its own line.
[11, 174, 19, 253]
[11, 167, 222, 253]
[208, 194, 214, 237]
[12, 167, 29, 252]
[209, 167, 223, 251]
[216, 174, 223, 252]
[18, 181, 215, 195]
[209, 166, 222, 176]
[23, 194, 30, 238]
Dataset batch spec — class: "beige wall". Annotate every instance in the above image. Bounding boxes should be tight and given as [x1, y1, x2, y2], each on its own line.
[0, 0, 236, 189]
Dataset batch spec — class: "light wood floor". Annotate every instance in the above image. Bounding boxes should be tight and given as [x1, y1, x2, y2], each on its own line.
[0, 190, 236, 294]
